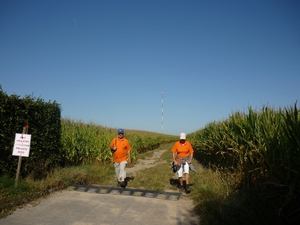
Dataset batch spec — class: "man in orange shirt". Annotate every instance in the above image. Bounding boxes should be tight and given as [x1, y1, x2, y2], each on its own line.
[172, 132, 194, 193]
[110, 128, 131, 188]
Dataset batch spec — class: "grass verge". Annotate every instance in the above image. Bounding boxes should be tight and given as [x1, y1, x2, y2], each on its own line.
[1, 144, 280, 225]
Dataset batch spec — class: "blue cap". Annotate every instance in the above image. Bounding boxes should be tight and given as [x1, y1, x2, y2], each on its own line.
[118, 128, 124, 134]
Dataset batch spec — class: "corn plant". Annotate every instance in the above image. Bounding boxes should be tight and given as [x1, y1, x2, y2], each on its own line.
[189, 103, 300, 223]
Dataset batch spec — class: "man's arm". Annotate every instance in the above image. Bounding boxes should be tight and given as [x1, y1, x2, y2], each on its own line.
[188, 142, 194, 163]
[172, 152, 177, 164]
[188, 152, 193, 164]
[110, 138, 117, 152]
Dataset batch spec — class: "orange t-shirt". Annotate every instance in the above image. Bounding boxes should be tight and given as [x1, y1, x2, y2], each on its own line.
[171, 140, 194, 161]
[110, 137, 131, 163]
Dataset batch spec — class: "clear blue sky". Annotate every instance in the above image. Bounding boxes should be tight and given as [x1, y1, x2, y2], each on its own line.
[1, 1, 299, 135]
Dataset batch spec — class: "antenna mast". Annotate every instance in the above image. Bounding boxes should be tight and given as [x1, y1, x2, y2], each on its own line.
[162, 91, 164, 133]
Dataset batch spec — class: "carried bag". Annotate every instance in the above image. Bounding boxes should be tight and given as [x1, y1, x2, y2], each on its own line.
[171, 161, 180, 173]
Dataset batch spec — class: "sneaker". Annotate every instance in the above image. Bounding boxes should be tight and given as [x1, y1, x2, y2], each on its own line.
[120, 181, 126, 188]
[185, 185, 191, 194]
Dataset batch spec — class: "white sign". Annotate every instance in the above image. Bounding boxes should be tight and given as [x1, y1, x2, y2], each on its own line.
[12, 133, 32, 157]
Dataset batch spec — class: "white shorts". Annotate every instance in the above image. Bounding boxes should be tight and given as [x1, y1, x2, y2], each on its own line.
[177, 162, 189, 177]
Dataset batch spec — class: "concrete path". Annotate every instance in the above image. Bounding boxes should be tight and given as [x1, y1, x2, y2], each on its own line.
[0, 187, 199, 225]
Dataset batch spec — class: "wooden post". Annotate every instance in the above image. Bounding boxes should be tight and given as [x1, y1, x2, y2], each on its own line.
[15, 125, 28, 187]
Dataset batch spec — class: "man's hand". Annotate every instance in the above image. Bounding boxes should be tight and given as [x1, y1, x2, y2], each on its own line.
[110, 147, 116, 154]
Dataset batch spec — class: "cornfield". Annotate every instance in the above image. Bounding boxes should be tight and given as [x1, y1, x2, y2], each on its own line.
[60, 118, 177, 165]
[189, 103, 300, 223]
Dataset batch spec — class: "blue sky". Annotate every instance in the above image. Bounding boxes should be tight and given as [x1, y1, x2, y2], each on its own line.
[1, 0, 299, 135]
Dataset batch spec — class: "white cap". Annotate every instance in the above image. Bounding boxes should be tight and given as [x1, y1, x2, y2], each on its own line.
[179, 133, 186, 140]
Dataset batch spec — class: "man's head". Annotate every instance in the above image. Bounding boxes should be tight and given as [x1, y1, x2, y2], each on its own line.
[179, 132, 186, 143]
[118, 128, 124, 138]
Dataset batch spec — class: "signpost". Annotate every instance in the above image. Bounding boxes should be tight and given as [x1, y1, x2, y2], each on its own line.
[13, 124, 31, 187]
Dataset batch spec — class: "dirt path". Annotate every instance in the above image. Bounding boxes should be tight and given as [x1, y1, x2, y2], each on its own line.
[126, 149, 168, 177]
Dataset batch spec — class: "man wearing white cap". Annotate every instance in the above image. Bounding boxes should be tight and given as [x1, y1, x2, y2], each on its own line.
[171, 132, 194, 193]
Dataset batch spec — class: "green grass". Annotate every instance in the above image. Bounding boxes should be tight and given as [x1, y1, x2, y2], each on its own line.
[0, 144, 286, 225]
[127, 149, 175, 191]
